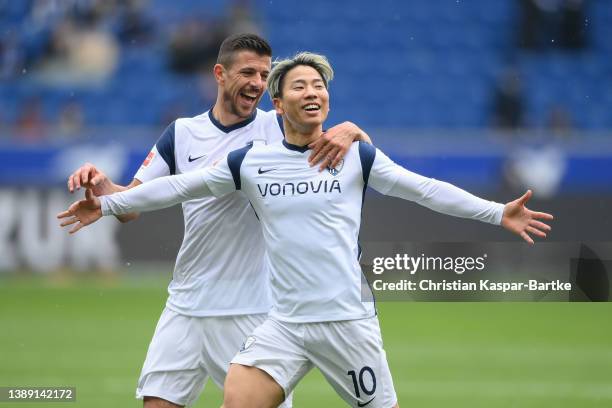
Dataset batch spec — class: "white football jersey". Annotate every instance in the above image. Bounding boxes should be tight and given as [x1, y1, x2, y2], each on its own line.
[201, 140, 504, 323]
[134, 109, 284, 316]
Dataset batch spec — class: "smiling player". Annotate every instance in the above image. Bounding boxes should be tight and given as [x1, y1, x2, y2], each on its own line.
[64, 36, 371, 408]
[59, 52, 553, 408]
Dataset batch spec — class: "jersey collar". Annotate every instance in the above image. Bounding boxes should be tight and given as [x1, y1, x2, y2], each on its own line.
[208, 107, 257, 133]
[282, 139, 310, 153]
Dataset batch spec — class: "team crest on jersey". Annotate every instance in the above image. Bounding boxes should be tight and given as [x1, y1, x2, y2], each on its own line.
[240, 336, 256, 352]
[327, 159, 344, 176]
[141, 150, 155, 168]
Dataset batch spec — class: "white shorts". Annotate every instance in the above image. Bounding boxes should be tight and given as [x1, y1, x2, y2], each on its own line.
[136, 307, 293, 407]
[231, 316, 398, 408]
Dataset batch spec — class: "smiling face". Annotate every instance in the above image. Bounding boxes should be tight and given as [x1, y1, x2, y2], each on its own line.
[273, 64, 330, 133]
[215, 50, 272, 120]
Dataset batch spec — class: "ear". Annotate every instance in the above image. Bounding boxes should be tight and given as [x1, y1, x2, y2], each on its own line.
[213, 64, 225, 84]
[272, 97, 284, 115]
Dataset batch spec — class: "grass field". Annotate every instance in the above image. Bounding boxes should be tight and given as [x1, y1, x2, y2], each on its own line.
[1, 274, 612, 408]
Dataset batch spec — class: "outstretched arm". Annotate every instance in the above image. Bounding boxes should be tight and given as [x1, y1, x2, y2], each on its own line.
[500, 190, 553, 244]
[66, 122, 184, 223]
[382, 165, 506, 224]
[58, 170, 214, 234]
[366, 146, 553, 244]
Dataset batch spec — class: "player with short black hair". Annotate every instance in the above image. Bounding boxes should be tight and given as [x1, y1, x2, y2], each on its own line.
[216, 33, 273, 67]
[64, 35, 371, 408]
[62, 51, 552, 408]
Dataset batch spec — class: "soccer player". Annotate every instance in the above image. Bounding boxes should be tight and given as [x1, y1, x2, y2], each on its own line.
[64, 35, 370, 408]
[59, 52, 553, 408]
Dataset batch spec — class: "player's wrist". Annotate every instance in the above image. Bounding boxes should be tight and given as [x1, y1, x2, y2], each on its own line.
[99, 196, 113, 216]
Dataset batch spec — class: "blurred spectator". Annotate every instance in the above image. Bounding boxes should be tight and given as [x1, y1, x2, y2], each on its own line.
[559, 0, 588, 49]
[491, 69, 524, 130]
[36, 17, 119, 86]
[167, 2, 261, 75]
[16, 97, 47, 142]
[168, 18, 227, 74]
[518, 0, 588, 50]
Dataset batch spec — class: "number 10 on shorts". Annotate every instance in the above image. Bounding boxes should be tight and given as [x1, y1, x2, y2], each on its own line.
[347, 366, 376, 399]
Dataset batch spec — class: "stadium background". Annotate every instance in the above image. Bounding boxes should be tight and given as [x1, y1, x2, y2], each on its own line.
[1, 0, 611, 407]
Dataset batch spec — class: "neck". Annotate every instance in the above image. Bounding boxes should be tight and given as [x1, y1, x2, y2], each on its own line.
[283, 118, 323, 147]
[212, 99, 244, 127]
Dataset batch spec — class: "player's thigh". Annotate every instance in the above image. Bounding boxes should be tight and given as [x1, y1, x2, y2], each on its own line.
[137, 308, 208, 406]
[307, 317, 398, 408]
[143, 396, 183, 408]
[228, 318, 312, 406]
[224, 364, 285, 408]
[201, 313, 268, 388]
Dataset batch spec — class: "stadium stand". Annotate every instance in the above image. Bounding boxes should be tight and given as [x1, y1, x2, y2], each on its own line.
[0, 0, 610, 132]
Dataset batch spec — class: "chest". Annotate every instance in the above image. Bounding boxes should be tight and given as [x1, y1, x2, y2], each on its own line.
[174, 131, 254, 174]
[243, 156, 362, 218]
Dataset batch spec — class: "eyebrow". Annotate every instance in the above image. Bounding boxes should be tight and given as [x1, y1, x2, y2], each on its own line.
[290, 78, 324, 85]
[240, 67, 270, 75]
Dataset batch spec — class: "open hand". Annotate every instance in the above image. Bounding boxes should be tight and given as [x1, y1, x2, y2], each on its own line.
[501, 190, 554, 245]
[57, 189, 103, 234]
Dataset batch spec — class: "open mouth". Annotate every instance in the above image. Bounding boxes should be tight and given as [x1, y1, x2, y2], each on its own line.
[240, 92, 257, 104]
[303, 103, 320, 112]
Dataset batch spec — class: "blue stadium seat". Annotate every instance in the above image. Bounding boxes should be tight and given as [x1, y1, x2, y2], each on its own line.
[1, 0, 611, 129]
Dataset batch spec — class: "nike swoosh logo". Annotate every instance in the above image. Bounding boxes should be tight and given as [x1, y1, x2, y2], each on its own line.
[357, 397, 375, 407]
[188, 154, 206, 162]
[258, 167, 277, 174]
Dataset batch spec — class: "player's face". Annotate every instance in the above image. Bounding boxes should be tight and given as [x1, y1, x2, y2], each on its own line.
[275, 65, 329, 131]
[219, 51, 271, 119]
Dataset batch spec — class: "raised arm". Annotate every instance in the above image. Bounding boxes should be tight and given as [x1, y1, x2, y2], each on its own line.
[58, 170, 214, 234]
[67, 162, 142, 223]
[65, 121, 181, 223]
[101, 170, 213, 215]
[362, 143, 553, 243]
[58, 151, 238, 234]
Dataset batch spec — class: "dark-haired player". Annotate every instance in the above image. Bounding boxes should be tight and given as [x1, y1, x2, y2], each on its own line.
[65, 35, 370, 408]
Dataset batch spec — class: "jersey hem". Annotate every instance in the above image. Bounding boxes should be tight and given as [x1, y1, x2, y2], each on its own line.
[165, 302, 271, 317]
[267, 310, 376, 324]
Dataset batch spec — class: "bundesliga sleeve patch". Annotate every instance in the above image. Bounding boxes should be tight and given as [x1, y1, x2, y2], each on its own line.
[141, 150, 156, 168]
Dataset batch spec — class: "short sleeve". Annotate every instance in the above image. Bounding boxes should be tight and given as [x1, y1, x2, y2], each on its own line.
[134, 122, 175, 182]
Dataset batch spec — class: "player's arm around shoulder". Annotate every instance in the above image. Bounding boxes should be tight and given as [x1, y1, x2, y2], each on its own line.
[308, 121, 372, 170]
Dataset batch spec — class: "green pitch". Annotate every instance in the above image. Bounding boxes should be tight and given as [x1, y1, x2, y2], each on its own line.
[1, 274, 611, 408]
